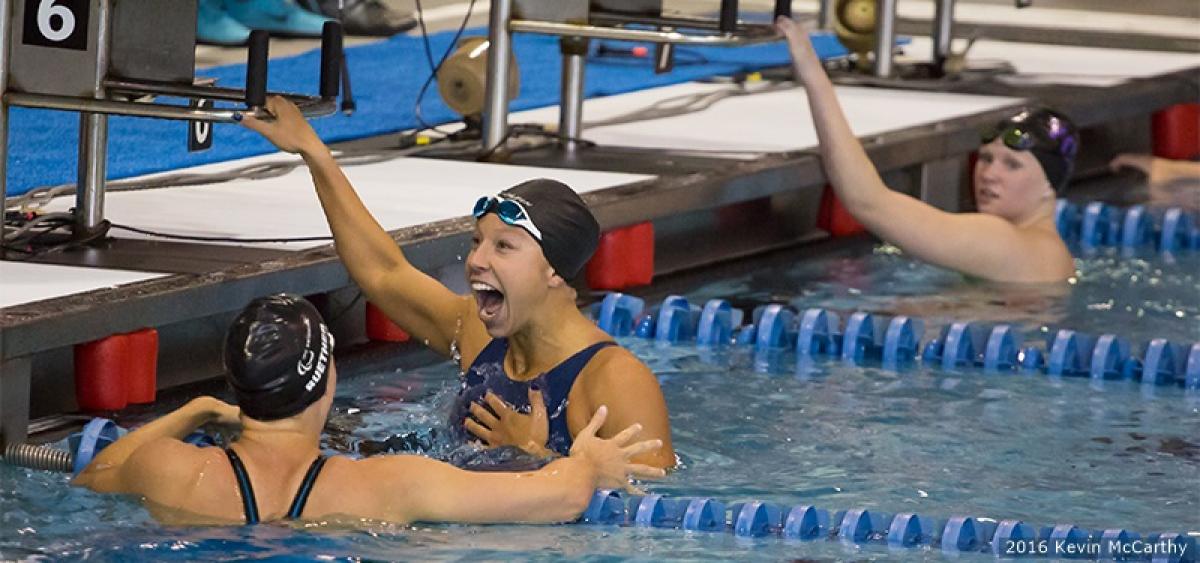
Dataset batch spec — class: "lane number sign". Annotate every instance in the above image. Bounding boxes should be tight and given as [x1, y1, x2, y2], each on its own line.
[23, 0, 88, 50]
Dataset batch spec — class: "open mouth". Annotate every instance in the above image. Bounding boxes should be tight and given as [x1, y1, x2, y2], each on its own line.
[977, 186, 1000, 205]
[471, 282, 505, 321]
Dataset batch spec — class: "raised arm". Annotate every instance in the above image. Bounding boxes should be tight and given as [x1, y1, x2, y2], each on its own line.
[344, 407, 664, 524]
[775, 18, 1063, 282]
[242, 97, 470, 355]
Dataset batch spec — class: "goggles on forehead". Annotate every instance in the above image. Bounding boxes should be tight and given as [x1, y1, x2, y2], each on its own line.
[472, 196, 543, 241]
[982, 121, 1077, 159]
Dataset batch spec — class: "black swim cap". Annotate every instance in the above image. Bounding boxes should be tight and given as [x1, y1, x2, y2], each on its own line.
[224, 294, 333, 421]
[983, 108, 1080, 192]
[492, 178, 600, 280]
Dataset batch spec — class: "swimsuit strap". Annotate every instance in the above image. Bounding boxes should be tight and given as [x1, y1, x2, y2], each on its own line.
[225, 448, 260, 525]
[286, 456, 329, 520]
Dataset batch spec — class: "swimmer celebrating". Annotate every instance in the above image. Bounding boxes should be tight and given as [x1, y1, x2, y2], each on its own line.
[242, 98, 675, 468]
[74, 295, 664, 525]
[776, 17, 1080, 283]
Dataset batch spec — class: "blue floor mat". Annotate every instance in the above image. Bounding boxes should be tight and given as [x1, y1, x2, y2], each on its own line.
[4, 27, 849, 197]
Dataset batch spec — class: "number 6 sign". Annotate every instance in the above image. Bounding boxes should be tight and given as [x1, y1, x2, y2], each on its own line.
[23, 0, 88, 50]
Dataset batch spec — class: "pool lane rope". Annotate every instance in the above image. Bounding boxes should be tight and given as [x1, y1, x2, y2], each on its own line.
[1055, 200, 1200, 254]
[592, 294, 1200, 392]
[578, 490, 1197, 562]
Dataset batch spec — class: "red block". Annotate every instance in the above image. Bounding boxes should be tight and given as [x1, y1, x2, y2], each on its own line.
[1152, 103, 1200, 160]
[366, 301, 411, 342]
[817, 186, 866, 237]
[75, 328, 158, 411]
[124, 329, 159, 404]
[586, 222, 655, 291]
[75, 337, 128, 411]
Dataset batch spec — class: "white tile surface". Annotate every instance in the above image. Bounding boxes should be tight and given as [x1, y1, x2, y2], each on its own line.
[0, 261, 165, 309]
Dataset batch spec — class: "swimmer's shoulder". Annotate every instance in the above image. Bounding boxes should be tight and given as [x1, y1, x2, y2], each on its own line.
[575, 342, 658, 396]
[1019, 224, 1076, 281]
[115, 438, 235, 513]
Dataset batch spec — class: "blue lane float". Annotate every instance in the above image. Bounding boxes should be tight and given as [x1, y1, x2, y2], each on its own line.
[1080, 201, 1121, 247]
[579, 490, 1190, 560]
[1160, 208, 1195, 253]
[592, 294, 1200, 394]
[1090, 334, 1133, 380]
[1056, 200, 1080, 244]
[882, 316, 923, 370]
[1186, 343, 1200, 390]
[697, 299, 741, 347]
[1047, 330, 1094, 377]
[797, 308, 841, 357]
[755, 304, 797, 351]
[984, 325, 1022, 372]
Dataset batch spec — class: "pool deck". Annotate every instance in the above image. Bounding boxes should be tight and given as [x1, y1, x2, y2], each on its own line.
[1, 27, 1198, 446]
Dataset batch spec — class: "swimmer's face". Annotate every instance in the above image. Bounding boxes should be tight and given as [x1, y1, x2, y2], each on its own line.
[466, 215, 558, 337]
[974, 139, 1055, 222]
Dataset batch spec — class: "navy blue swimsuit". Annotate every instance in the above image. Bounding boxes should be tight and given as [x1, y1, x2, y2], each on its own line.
[226, 448, 327, 524]
[450, 338, 615, 455]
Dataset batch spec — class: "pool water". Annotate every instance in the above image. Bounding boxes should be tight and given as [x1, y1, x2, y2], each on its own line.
[1, 245, 1197, 561]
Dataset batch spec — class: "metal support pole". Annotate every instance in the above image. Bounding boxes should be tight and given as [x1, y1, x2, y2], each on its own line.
[74, 0, 112, 238]
[817, 0, 834, 29]
[482, 0, 513, 156]
[0, 0, 12, 259]
[872, 0, 898, 78]
[75, 113, 108, 236]
[933, 0, 956, 72]
[558, 37, 588, 152]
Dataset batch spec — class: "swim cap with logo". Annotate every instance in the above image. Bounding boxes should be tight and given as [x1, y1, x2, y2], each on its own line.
[479, 178, 600, 280]
[223, 294, 333, 421]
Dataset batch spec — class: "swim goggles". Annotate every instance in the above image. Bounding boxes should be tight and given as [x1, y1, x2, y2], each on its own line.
[472, 196, 543, 241]
[982, 117, 1078, 159]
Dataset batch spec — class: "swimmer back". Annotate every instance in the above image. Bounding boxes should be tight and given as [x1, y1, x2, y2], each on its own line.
[225, 448, 328, 524]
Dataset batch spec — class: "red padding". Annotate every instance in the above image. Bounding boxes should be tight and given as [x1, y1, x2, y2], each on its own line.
[1152, 103, 1200, 160]
[365, 301, 411, 342]
[75, 332, 134, 412]
[817, 186, 866, 237]
[124, 329, 159, 404]
[586, 222, 655, 291]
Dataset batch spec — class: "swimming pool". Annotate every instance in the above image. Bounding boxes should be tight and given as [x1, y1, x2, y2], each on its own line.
[1, 242, 1197, 561]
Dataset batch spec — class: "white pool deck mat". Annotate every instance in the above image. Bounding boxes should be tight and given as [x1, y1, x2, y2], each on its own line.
[0, 261, 166, 309]
[35, 158, 654, 252]
[901, 37, 1200, 88]
[513, 83, 1022, 154]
